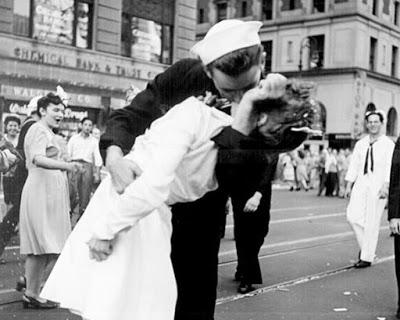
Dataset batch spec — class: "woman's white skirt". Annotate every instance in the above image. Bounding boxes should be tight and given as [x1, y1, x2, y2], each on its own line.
[40, 177, 177, 320]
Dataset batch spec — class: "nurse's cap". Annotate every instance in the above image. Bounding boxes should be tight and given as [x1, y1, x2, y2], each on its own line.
[191, 19, 262, 66]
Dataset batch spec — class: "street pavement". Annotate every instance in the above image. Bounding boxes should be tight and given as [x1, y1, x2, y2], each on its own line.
[0, 188, 398, 319]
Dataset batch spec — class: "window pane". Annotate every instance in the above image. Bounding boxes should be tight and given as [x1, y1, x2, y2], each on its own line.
[32, 0, 74, 45]
[217, 3, 227, 21]
[262, 0, 273, 20]
[130, 17, 162, 63]
[262, 40, 273, 73]
[162, 25, 172, 64]
[76, 2, 91, 48]
[121, 13, 131, 56]
[13, 0, 30, 36]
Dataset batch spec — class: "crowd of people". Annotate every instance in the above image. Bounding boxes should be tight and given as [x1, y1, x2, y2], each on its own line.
[0, 17, 400, 320]
[0, 95, 103, 309]
[278, 147, 352, 196]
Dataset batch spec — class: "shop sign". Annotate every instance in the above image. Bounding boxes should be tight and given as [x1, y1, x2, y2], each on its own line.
[63, 108, 88, 120]
[0, 85, 101, 108]
[11, 43, 161, 81]
[6, 101, 88, 120]
[7, 101, 31, 116]
[329, 133, 352, 140]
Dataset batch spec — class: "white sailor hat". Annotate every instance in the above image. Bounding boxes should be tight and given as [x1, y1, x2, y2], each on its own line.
[191, 19, 262, 66]
[365, 109, 385, 122]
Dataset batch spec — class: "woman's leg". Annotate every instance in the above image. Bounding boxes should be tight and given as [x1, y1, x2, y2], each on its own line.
[41, 254, 59, 290]
[25, 254, 47, 298]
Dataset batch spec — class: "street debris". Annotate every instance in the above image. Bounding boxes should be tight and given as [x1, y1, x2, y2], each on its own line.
[333, 308, 348, 312]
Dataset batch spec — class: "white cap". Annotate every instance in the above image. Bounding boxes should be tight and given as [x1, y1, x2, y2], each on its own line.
[365, 109, 386, 122]
[27, 95, 42, 115]
[56, 85, 70, 106]
[191, 19, 262, 66]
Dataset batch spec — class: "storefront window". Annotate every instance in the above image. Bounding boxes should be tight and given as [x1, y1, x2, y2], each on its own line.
[121, 13, 131, 57]
[121, 15, 173, 64]
[31, 0, 92, 48]
[13, 0, 31, 37]
[162, 25, 172, 65]
[75, 2, 92, 49]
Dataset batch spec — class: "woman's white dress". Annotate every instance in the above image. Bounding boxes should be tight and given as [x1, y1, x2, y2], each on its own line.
[40, 97, 232, 320]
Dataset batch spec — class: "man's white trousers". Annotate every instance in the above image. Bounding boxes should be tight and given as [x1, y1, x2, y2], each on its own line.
[346, 175, 386, 263]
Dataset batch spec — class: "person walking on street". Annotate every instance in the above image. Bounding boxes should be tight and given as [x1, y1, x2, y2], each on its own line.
[1, 115, 21, 211]
[19, 93, 82, 309]
[317, 148, 328, 196]
[388, 123, 400, 319]
[0, 108, 40, 265]
[295, 150, 310, 191]
[226, 152, 278, 293]
[325, 148, 338, 196]
[345, 110, 394, 268]
[282, 152, 296, 190]
[68, 117, 102, 220]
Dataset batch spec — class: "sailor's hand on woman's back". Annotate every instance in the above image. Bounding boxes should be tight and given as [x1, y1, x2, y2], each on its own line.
[106, 145, 143, 194]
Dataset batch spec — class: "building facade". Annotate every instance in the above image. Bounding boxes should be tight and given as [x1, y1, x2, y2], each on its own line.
[0, 0, 197, 137]
[197, 0, 400, 148]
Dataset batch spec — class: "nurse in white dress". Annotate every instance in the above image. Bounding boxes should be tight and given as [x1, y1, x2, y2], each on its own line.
[345, 110, 395, 266]
[40, 75, 288, 320]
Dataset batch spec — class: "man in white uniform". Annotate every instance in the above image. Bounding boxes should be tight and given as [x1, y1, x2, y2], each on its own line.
[345, 110, 394, 268]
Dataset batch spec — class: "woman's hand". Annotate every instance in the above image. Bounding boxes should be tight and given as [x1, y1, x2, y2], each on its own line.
[66, 162, 83, 173]
[3, 149, 17, 167]
[88, 237, 115, 262]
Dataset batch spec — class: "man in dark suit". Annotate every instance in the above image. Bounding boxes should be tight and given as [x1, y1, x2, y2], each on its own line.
[218, 150, 278, 293]
[388, 137, 400, 319]
[98, 19, 306, 320]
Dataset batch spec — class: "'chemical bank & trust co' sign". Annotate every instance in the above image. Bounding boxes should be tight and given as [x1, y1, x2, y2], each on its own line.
[12, 45, 161, 81]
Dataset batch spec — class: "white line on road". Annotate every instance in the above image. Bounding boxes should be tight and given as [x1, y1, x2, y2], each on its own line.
[219, 226, 389, 257]
[0, 289, 16, 295]
[4, 245, 19, 252]
[216, 254, 394, 305]
[225, 212, 345, 229]
[270, 205, 341, 213]
[219, 248, 301, 266]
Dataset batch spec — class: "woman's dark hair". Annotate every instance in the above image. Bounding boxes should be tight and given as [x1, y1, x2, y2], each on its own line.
[206, 44, 263, 77]
[37, 93, 63, 116]
[4, 115, 21, 127]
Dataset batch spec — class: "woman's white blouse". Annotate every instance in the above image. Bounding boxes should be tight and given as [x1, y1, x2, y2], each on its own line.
[92, 97, 232, 240]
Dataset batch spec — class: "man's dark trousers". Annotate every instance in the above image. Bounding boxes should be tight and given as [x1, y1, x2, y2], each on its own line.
[0, 195, 21, 256]
[395, 235, 400, 309]
[171, 190, 227, 320]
